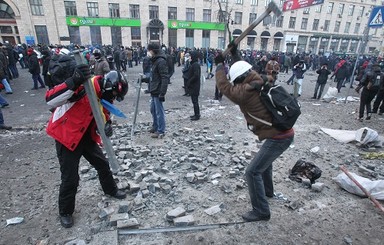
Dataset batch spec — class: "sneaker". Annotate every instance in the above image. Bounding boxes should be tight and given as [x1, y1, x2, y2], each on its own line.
[0, 103, 9, 108]
[366, 114, 371, 120]
[358, 117, 364, 122]
[190, 115, 200, 121]
[31, 87, 38, 90]
[241, 210, 270, 222]
[148, 128, 156, 133]
[60, 214, 73, 228]
[5, 92, 13, 94]
[111, 190, 126, 199]
[0, 124, 12, 130]
[151, 132, 164, 139]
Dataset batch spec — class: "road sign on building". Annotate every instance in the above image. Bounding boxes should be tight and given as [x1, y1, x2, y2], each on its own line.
[282, 0, 324, 11]
[368, 6, 384, 28]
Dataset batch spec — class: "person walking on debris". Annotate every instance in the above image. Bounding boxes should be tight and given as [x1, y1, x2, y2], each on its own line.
[214, 42, 294, 222]
[372, 68, 384, 115]
[45, 68, 128, 228]
[356, 64, 383, 121]
[292, 60, 306, 97]
[147, 43, 169, 139]
[312, 63, 331, 100]
[89, 49, 110, 76]
[27, 48, 46, 90]
[186, 51, 201, 121]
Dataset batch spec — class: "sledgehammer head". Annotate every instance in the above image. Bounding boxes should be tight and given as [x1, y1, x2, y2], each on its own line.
[268, 1, 282, 19]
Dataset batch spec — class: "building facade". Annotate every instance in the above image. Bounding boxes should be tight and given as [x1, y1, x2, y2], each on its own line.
[0, 0, 383, 55]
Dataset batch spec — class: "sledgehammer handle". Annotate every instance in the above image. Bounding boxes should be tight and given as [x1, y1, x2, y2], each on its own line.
[73, 51, 120, 173]
[223, 1, 282, 56]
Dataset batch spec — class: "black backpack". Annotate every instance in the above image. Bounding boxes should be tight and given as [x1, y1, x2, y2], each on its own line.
[48, 54, 77, 86]
[249, 84, 301, 131]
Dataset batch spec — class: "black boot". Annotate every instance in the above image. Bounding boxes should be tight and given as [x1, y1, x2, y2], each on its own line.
[60, 214, 73, 228]
[190, 115, 200, 121]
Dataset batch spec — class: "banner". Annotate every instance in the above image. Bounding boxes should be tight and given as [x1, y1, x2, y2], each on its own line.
[168, 20, 225, 31]
[282, 0, 324, 11]
[66, 17, 140, 27]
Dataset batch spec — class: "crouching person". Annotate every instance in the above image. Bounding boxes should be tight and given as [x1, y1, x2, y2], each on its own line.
[214, 43, 294, 222]
[45, 67, 128, 228]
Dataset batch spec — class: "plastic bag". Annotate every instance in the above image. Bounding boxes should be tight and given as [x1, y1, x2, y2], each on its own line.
[322, 86, 338, 102]
[289, 159, 322, 184]
[334, 172, 384, 200]
[355, 127, 379, 145]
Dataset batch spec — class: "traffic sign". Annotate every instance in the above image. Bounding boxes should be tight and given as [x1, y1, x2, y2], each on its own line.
[368, 6, 384, 28]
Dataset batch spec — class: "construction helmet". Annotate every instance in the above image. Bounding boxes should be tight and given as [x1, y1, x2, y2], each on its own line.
[229, 61, 253, 83]
[103, 71, 128, 102]
[92, 48, 102, 59]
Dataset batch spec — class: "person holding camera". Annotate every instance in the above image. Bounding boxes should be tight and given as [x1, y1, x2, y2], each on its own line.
[45, 67, 128, 228]
[147, 43, 169, 139]
[312, 63, 331, 100]
[292, 60, 306, 97]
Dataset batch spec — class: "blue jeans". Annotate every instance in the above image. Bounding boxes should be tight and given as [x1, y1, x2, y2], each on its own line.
[150, 96, 165, 134]
[1, 79, 12, 93]
[0, 108, 4, 125]
[245, 136, 293, 216]
[32, 74, 45, 89]
[0, 93, 8, 106]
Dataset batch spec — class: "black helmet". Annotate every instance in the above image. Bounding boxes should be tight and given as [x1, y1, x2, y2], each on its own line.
[103, 71, 128, 102]
[93, 48, 101, 59]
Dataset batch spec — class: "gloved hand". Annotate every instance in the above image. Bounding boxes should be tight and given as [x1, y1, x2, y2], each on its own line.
[214, 53, 225, 65]
[227, 41, 238, 56]
[104, 120, 113, 137]
[72, 64, 91, 87]
[159, 94, 165, 102]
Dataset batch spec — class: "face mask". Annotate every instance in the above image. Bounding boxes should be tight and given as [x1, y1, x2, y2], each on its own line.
[147, 52, 152, 57]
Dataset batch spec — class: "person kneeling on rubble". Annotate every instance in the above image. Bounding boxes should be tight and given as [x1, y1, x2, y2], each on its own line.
[214, 42, 294, 222]
[45, 68, 128, 228]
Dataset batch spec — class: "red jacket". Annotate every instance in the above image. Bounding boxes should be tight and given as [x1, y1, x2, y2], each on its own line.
[45, 76, 109, 151]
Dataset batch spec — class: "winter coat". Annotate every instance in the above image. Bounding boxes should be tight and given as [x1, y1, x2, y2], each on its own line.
[186, 52, 201, 96]
[149, 53, 169, 96]
[45, 76, 110, 151]
[316, 67, 331, 84]
[215, 65, 285, 140]
[293, 64, 306, 79]
[89, 56, 110, 75]
[265, 60, 280, 75]
[28, 52, 41, 75]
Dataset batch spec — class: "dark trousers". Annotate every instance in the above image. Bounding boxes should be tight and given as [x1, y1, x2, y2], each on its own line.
[121, 60, 127, 71]
[56, 132, 117, 215]
[313, 82, 326, 99]
[191, 95, 200, 116]
[32, 74, 45, 89]
[359, 88, 379, 118]
[373, 90, 384, 113]
[286, 74, 295, 84]
[183, 78, 189, 95]
[214, 86, 222, 100]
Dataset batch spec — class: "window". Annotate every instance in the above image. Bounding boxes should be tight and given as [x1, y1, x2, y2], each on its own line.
[0, 26, 12, 34]
[323, 20, 330, 31]
[344, 22, 351, 33]
[168, 7, 177, 20]
[354, 23, 360, 34]
[131, 27, 141, 39]
[130, 5, 140, 19]
[249, 13, 257, 24]
[348, 5, 355, 16]
[264, 0, 272, 7]
[250, 0, 258, 6]
[109, 3, 120, 18]
[312, 19, 319, 30]
[64, 1, 77, 16]
[327, 3, 334, 14]
[30, 0, 44, 16]
[111, 27, 122, 45]
[35, 25, 49, 44]
[149, 5, 159, 19]
[276, 16, 283, 28]
[185, 29, 194, 48]
[218, 10, 228, 23]
[68, 26, 80, 44]
[289, 17, 296, 29]
[87, 2, 99, 17]
[169, 29, 177, 48]
[234, 12, 242, 24]
[303, 8, 310, 14]
[235, 0, 243, 4]
[358, 6, 364, 17]
[315, 5, 322, 13]
[90, 26, 101, 45]
[334, 21, 341, 32]
[186, 8, 195, 21]
[338, 3, 344, 15]
[203, 9, 211, 22]
[301, 18, 308, 30]
[202, 30, 210, 48]
[219, 0, 228, 2]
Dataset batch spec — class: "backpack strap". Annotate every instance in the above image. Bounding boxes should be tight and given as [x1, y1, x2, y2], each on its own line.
[247, 111, 272, 127]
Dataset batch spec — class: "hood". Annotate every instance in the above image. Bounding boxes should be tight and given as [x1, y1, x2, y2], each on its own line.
[190, 51, 199, 63]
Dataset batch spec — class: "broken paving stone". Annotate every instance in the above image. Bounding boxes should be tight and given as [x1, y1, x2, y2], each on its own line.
[64, 239, 86, 245]
[173, 215, 195, 227]
[118, 201, 131, 213]
[311, 182, 325, 192]
[211, 180, 219, 185]
[211, 173, 222, 180]
[287, 200, 301, 210]
[128, 183, 140, 193]
[117, 218, 139, 229]
[109, 213, 129, 226]
[186, 173, 195, 183]
[166, 207, 186, 221]
[204, 204, 222, 216]
[79, 166, 90, 174]
[99, 206, 115, 220]
[141, 189, 150, 198]
[148, 183, 161, 193]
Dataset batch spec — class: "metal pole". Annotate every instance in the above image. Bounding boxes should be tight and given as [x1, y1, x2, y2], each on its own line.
[131, 74, 143, 139]
[72, 50, 120, 173]
[344, 27, 369, 103]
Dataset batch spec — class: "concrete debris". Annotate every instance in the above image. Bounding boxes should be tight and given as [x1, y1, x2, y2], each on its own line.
[166, 207, 186, 221]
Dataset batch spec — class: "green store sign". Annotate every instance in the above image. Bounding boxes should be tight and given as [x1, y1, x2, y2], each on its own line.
[168, 20, 225, 31]
[66, 16, 141, 27]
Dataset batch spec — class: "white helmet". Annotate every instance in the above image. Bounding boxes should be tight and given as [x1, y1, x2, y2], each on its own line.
[229, 61, 252, 83]
[60, 48, 70, 55]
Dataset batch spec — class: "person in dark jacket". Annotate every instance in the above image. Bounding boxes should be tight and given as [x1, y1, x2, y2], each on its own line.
[331, 59, 348, 93]
[41, 47, 52, 88]
[186, 51, 201, 120]
[27, 48, 46, 90]
[312, 63, 331, 99]
[7, 45, 19, 79]
[147, 43, 169, 138]
[372, 69, 384, 115]
[214, 42, 294, 223]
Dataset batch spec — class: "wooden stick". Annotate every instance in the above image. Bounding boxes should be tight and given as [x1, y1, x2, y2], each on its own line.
[340, 165, 384, 213]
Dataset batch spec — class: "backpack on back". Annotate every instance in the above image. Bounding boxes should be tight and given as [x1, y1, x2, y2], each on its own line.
[48, 54, 77, 86]
[248, 84, 301, 131]
[367, 73, 381, 90]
